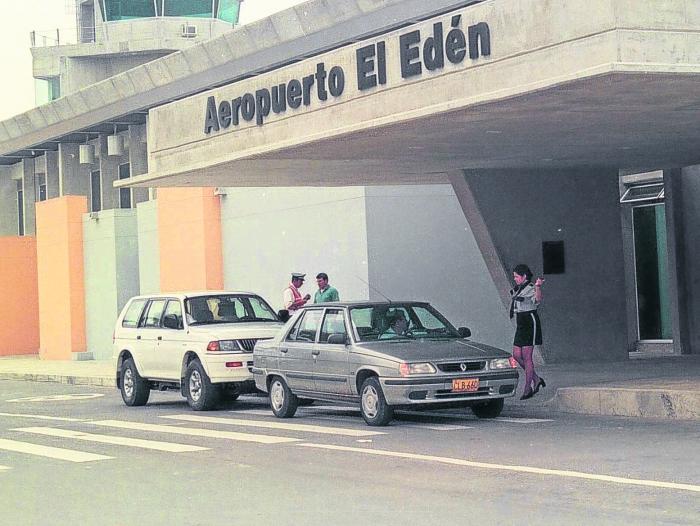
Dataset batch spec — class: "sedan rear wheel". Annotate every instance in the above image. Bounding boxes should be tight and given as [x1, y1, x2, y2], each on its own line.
[360, 377, 393, 426]
[185, 360, 220, 411]
[269, 376, 298, 418]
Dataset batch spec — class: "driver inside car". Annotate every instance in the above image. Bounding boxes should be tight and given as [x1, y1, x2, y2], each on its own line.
[379, 310, 409, 339]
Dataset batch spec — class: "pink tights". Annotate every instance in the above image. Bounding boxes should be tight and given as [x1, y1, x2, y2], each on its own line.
[512, 345, 540, 394]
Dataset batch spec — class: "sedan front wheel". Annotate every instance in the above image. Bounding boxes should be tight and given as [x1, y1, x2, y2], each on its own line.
[269, 376, 298, 418]
[360, 377, 393, 426]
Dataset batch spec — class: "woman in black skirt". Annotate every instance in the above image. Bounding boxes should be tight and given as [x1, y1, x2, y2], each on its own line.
[510, 264, 546, 400]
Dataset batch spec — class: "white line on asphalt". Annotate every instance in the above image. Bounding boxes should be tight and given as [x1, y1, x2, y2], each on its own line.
[89, 420, 299, 444]
[0, 412, 85, 422]
[0, 438, 113, 463]
[238, 410, 275, 417]
[13, 427, 209, 453]
[0, 465, 11, 471]
[493, 417, 554, 424]
[298, 443, 700, 494]
[162, 414, 384, 437]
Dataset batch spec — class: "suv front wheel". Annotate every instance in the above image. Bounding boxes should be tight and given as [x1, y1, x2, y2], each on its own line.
[185, 360, 220, 411]
[120, 358, 150, 407]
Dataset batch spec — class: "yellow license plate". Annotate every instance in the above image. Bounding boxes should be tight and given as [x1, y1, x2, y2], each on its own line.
[452, 378, 479, 392]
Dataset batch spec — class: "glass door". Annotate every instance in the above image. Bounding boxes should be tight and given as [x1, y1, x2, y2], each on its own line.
[632, 204, 671, 340]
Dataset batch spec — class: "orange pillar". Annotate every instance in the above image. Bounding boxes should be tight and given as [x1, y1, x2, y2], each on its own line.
[0, 237, 39, 356]
[158, 187, 223, 292]
[36, 196, 87, 360]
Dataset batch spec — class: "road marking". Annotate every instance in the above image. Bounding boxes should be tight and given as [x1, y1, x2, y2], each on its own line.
[89, 420, 299, 444]
[493, 417, 553, 424]
[7, 394, 104, 402]
[299, 443, 700, 494]
[13, 427, 209, 453]
[0, 465, 10, 471]
[161, 414, 384, 437]
[0, 438, 113, 463]
[0, 412, 85, 422]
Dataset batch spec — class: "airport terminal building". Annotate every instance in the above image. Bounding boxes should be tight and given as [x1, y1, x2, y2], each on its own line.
[0, 0, 699, 364]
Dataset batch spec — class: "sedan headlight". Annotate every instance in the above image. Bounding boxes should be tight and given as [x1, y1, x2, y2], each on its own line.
[490, 357, 518, 369]
[207, 340, 243, 352]
[399, 362, 436, 376]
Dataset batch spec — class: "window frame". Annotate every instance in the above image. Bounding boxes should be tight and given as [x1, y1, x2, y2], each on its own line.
[319, 308, 349, 345]
[140, 298, 168, 329]
[121, 298, 148, 328]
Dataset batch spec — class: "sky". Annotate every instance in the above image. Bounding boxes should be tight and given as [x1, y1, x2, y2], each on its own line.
[0, 0, 307, 121]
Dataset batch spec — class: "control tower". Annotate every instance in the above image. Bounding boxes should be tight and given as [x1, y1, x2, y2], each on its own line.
[32, 0, 243, 103]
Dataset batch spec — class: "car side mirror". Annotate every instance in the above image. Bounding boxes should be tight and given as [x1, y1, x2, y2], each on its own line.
[278, 309, 291, 323]
[163, 314, 182, 330]
[458, 327, 471, 338]
[327, 333, 348, 345]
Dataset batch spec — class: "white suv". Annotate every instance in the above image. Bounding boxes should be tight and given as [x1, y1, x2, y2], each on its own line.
[114, 291, 284, 410]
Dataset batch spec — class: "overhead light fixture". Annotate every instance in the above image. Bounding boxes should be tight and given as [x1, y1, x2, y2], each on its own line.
[107, 125, 123, 156]
[79, 138, 95, 164]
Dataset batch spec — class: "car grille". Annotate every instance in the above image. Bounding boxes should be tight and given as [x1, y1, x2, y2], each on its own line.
[237, 338, 271, 352]
[436, 361, 486, 373]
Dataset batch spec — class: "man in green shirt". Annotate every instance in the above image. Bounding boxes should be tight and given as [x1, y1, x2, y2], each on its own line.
[314, 272, 340, 303]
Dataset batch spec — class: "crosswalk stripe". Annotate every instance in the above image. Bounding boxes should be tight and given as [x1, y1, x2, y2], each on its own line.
[493, 417, 553, 424]
[0, 465, 10, 471]
[13, 427, 209, 453]
[89, 420, 299, 444]
[0, 412, 85, 422]
[161, 414, 384, 437]
[0, 438, 113, 462]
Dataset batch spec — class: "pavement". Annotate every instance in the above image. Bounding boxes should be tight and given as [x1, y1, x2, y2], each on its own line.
[0, 354, 699, 421]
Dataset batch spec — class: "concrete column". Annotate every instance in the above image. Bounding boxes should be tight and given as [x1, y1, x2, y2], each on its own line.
[662, 169, 685, 354]
[98, 134, 120, 210]
[158, 187, 223, 292]
[448, 170, 511, 309]
[0, 165, 18, 235]
[45, 151, 60, 199]
[36, 196, 88, 360]
[58, 143, 90, 197]
[21, 158, 36, 235]
[128, 124, 149, 205]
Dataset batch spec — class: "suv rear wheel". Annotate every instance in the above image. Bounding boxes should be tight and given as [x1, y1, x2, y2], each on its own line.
[360, 377, 393, 426]
[471, 398, 504, 418]
[120, 358, 150, 407]
[185, 360, 220, 411]
[269, 376, 298, 418]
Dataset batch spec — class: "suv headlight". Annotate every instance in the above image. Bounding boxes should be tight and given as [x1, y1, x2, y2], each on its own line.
[207, 340, 243, 352]
[490, 357, 517, 369]
[399, 362, 436, 376]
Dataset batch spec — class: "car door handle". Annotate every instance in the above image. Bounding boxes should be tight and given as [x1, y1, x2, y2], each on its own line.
[279, 348, 289, 354]
[136, 335, 141, 340]
[311, 350, 320, 356]
[157, 336, 162, 341]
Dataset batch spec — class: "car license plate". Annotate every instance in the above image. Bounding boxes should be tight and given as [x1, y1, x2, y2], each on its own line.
[452, 378, 479, 392]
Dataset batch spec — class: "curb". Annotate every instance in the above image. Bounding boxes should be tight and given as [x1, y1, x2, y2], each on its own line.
[0, 373, 115, 388]
[554, 387, 700, 420]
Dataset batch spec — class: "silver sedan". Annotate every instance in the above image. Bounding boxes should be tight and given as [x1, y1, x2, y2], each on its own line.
[253, 301, 518, 426]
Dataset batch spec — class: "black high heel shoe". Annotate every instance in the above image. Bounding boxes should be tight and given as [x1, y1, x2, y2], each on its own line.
[533, 378, 546, 394]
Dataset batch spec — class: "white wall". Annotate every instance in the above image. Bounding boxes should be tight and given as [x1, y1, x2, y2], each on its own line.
[365, 185, 512, 350]
[220, 187, 370, 311]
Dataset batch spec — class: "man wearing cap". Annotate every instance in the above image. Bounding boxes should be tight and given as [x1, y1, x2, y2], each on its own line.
[314, 272, 340, 303]
[283, 273, 311, 312]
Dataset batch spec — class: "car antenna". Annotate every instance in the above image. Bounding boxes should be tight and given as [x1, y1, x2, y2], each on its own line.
[354, 275, 392, 303]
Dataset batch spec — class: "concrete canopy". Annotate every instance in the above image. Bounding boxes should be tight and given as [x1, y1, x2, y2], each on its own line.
[119, 0, 700, 189]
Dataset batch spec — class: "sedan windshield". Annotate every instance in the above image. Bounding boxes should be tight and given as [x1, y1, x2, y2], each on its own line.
[185, 295, 278, 325]
[349, 304, 460, 342]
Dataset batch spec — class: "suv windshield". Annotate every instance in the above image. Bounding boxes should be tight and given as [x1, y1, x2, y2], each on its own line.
[185, 295, 279, 325]
[349, 304, 460, 342]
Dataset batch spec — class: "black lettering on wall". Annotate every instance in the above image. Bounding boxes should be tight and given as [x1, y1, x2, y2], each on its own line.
[218, 100, 232, 129]
[423, 23, 445, 71]
[231, 97, 242, 125]
[400, 30, 422, 79]
[356, 44, 377, 90]
[377, 41, 387, 86]
[255, 89, 271, 125]
[302, 74, 315, 106]
[468, 22, 491, 59]
[271, 84, 287, 113]
[315, 63, 328, 101]
[241, 93, 256, 121]
[445, 15, 467, 64]
[328, 66, 345, 97]
[204, 96, 219, 134]
[287, 79, 302, 109]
